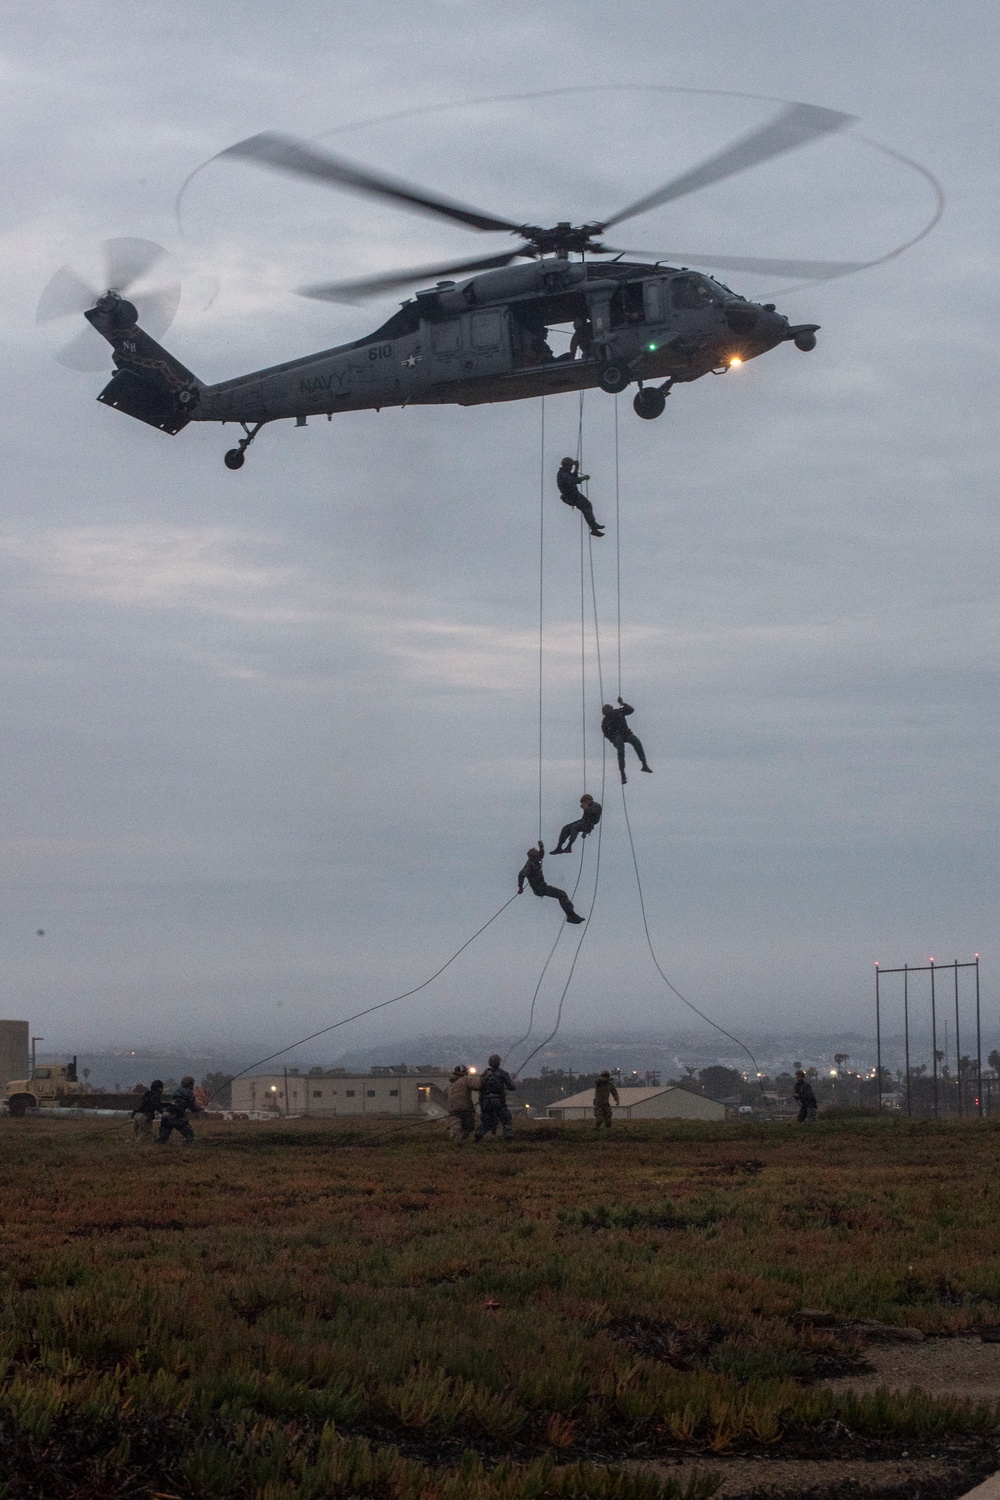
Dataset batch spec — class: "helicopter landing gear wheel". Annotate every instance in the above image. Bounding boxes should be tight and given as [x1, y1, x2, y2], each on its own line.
[633, 388, 666, 420]
[598, 363, 630, 394]
[794, 331, 817, 351]
[222, 421, 264, 471]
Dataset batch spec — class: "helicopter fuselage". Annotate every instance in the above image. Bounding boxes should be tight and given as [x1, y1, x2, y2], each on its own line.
[89, 257, 818, 452]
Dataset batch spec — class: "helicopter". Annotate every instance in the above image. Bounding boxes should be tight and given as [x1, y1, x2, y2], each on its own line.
[39, 101, 876, 470]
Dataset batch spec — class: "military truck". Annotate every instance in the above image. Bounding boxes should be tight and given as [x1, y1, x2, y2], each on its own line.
[5, 1058, 141, 1116]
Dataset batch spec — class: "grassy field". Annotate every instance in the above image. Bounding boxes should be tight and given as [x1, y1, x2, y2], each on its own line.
[2, 1112, 1000, 1498]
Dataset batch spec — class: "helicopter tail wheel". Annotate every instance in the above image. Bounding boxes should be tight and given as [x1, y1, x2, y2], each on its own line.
[224, 449, 246, 470]
[598, 363, 630, 394]
[794, 331, 817, 352]
[633, 388, 666, 420]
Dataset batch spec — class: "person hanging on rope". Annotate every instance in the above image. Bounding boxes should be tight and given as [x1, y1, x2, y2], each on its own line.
[601, 697, 652, 784]
[551, 794, 602, 854]
[556, 457, 604, 538]
[518, 841, 585, 923]
[474, 1053, 517, 1142]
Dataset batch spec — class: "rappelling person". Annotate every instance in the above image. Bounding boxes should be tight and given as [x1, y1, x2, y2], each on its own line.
[551, 794, 602, 854]
[474, 1054, 517, 1142]
[556, 457, 604, 537]
[601, 697, 652, 784]
[518, 841, 585, 923]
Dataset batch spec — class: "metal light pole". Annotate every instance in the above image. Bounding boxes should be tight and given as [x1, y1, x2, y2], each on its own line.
[904, 965, 911, 1117]
[930, 959, 938, 1119]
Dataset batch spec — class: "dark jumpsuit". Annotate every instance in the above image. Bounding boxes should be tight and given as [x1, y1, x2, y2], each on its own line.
[556, 467, 603, 536]
[475, 1066, 516, 1141]
[553, 800, 602, 853]
[156, 1085, 200, 1144]
[601, 703, 650, 782]
[518, 850, 583, 922]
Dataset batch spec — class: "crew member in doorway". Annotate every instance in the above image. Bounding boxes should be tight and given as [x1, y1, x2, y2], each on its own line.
[552, 794, 602, 854]
[518, 842, 585, 923]
[570, 316, 594, 359]
[557, 458, 604, 537]
[793, 1070, 818, 1123]
[475, 1054, 517, 1141]
[601, 697, 652, 784]
[593, 1070, 620, 1129]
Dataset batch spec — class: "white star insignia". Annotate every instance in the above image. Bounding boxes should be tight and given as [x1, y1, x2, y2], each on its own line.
[402, 353, 421, 368]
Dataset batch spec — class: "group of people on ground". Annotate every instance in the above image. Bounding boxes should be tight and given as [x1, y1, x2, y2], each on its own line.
[447, 1058, 623, 1140]
[130, 1076, 203, 1145]
[447, 1055, 517, 1141]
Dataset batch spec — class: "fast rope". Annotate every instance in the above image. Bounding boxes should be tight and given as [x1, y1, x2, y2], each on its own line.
[614, 392, 622, 698]
[513, 509, 609, 1076]
[207, 893, 519, 1105]
[619, 779, 766, 1095]
[538, 395, 545, 843]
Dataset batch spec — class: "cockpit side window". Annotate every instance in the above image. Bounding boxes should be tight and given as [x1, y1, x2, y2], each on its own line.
[671, 274, 715, 310]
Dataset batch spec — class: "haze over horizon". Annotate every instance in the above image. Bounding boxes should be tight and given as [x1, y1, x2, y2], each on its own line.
[2, 2, 997, 1061]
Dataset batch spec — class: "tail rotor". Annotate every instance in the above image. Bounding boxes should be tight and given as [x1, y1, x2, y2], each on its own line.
[36, 238, 181, 371]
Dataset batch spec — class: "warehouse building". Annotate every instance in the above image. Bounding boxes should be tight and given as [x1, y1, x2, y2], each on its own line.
[546, 1084, 724, 1122]
[232, 1070, 451, 1117]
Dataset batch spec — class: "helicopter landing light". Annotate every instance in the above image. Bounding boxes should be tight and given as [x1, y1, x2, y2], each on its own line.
[728, 355, 743, 366]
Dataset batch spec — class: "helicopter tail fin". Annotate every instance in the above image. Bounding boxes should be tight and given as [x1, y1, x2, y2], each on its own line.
[85, 299, 201, 434]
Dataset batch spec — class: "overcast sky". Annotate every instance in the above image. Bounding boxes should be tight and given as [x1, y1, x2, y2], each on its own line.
[1, 0, 997, 1063]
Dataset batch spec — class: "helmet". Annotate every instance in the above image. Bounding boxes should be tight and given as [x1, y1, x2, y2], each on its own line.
[560, 456, 575, 466]
[488, 1053, 502, 1068]
[151, 1079, 164, 1090]
[181, 1075, 195, 1087]
[580, 794, 593, 805]
[600, 1070, 611, 1078]
[602, 704, 614, 714]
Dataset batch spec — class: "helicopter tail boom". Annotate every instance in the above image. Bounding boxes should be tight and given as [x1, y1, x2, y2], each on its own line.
[85, 296, 201, 434]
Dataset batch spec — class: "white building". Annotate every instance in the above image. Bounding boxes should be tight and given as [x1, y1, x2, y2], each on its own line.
[231, 1071, 451, 1118]
[547, 1084, 725, 1122]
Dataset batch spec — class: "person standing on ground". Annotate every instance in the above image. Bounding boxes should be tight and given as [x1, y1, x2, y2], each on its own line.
[601, 697, 652, 784]
[156, 1075, 202, 1146]
[475, 1054, 517, 1142]
[793, 1070, 818, 1123]
[551, 794, 602, 854]
[556, 458, 604, 537]
[447, 1065, 479, 1140]
[518, 842, 585, 923]
[593, 1070, 620, 1130]
[130, 1079, 164, 1140]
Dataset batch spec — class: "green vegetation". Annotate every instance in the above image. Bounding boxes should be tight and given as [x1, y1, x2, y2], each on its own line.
[1, 1113, 999, 1497]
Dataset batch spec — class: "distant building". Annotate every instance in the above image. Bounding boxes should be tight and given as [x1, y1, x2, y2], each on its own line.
[232, 1070, 451, 1117]
[0, 1021, 29, 1090]
[546, 1084, 725, 1122]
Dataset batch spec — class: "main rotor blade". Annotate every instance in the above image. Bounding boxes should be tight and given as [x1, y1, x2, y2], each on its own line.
[221, 132, 523, 234]
[36, 266, 100, 324]
[602, 247, 871, 278]
[102, 237, 168, 292]
[298, 250, 526, 303]
[601, 102, 855, 230]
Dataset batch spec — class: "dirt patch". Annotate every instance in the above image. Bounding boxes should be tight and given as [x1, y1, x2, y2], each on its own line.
[633, 1454, 987, 1499]
[824, 1335, 1000, 1403]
